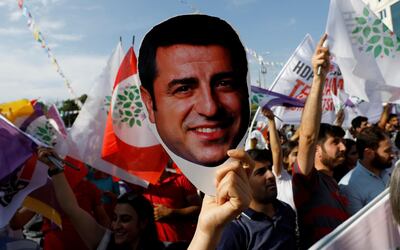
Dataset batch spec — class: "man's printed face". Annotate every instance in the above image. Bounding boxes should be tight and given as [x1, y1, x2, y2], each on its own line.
[141, 44, 249, 166]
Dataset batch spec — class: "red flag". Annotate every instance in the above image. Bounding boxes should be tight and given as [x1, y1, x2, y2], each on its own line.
[101, 47, 168, 184]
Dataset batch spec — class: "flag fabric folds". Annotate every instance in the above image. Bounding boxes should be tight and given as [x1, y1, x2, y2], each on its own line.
[268, 34, 383, 126]
[326, 0, 400, 102]
[23, 179, 63, 229]
[310, 189, 400, 249]
[0, 115, 36, 181]
[67, 42, 148, 187]
[0, 99, 35, 125]
[101, 47, 169, 184]
[0, 115, 47, 228]
[251, 86, 305, 109]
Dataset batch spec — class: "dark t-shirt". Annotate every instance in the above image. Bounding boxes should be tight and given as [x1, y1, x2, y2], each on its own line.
[292, 163, 349, 249]
[217, 201, 296, 250]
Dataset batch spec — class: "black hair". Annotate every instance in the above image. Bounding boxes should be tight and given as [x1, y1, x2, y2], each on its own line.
[317, 123, 345, 145]
[282, 140, 299, 159]
[108, 193, 164, 250]
[389, 113, 398, 121]
[138, 14, 248, 107]
[246, 149, 273, 163]
[351, 116, 368, 129]
[356, 126, 389, 160]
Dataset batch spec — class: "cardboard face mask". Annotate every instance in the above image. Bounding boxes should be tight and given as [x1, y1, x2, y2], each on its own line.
[139, 14, 251, 195]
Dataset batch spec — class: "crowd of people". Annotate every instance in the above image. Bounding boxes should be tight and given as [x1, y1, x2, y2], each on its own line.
[2, 13, 400, 250]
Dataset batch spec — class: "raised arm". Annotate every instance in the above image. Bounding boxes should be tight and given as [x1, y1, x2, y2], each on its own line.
[377, 103, 391, 129]
[297, 34, 330, 176]
[262, 108, 283, 176]
[188, 149, 253, 250]
[38, 148, 106, 250]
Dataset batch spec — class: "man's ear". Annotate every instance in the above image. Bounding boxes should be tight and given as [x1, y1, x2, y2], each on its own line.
[364, 148, 375, 160]
[140, 86, 155, 123]
[315, 144, 322, 160]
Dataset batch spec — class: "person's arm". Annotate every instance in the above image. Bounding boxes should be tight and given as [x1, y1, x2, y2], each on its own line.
[154, 204, 200, 221]
[188, 149, 253, 250]
[377, 103, 391, 129]
[297, 34, 330, 176]
[262, 107, 283, 176]
[154, 177, 201, 221]
[334, 108, 345, 127]
[38, 148, 106, 250]
[94, 205, 111, 228]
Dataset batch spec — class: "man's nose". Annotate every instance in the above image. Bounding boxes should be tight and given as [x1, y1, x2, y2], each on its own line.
[339, 141, 346, 151]
[266, 170, 275, 180]
[111, 220, 120, 230]
[195, 85, 218, 116]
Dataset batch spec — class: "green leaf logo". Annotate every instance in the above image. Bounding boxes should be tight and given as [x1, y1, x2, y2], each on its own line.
[111, 85, 144, 127]
[34, 121, 56, 146]
[351, 7, 399, 58]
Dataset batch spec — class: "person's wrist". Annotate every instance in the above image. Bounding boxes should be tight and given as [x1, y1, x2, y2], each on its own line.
[48, 167, 64, 177]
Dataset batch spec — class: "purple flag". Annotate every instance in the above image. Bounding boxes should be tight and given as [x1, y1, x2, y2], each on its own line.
[0, 115, 36, 181]
[251, 86, 305, 109]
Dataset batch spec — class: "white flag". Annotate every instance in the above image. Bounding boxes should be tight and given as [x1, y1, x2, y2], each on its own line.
[310, 189, 400, 249]
[67, 41, 147, 187]
[269, 34, 344, 125]
[326, 0, 400, 102]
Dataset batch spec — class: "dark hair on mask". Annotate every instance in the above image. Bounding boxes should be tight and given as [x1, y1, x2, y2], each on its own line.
[138, 14, 248, 108]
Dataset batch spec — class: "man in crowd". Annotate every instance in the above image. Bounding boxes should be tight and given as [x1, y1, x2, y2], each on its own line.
[349, 116, 370, 139]
[139, 14, 250, 167]
[339, 126, 394, 215]
[216, 148, 296, 249]
[292, 34, 349, 249]
[140, 161, 201, 247]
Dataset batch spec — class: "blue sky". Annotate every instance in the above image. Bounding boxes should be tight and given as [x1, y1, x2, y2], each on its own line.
[0, 0, 330, 103]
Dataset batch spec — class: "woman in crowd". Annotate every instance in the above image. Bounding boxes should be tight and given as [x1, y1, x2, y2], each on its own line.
[282, 140, 299, 175]
[38, 147, 253, 250]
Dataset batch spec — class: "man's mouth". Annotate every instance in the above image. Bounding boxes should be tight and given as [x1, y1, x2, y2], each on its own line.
[114, 232, 126, 237]
[195, 127, 221, 133]
[265, 183, 277, 190]
[190, 126, 227, 141]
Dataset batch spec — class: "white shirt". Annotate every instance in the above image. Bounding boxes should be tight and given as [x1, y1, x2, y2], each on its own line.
[97, 229, 112, 250]
[272, 168, 296, 211]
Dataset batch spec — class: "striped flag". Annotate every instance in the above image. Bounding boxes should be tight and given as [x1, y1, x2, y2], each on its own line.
[101, 47, 169, 184]
[67, 42, 147, 187]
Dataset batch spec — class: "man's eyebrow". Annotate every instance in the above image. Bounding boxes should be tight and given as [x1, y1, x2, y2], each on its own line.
[210, 71, 236, 82]
[167, 77, 198, 90]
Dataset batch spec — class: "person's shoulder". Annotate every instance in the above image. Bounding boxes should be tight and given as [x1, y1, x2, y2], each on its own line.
[338, 167, 357, 186]
[217, 216, 247, 250]
[275, 200, 296, 216]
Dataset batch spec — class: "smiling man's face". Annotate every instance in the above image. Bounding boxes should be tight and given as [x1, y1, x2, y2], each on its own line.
[141, 44, 249, 166]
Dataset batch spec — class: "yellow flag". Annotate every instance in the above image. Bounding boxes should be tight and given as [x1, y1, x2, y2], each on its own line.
[0, 99, 34, 123]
